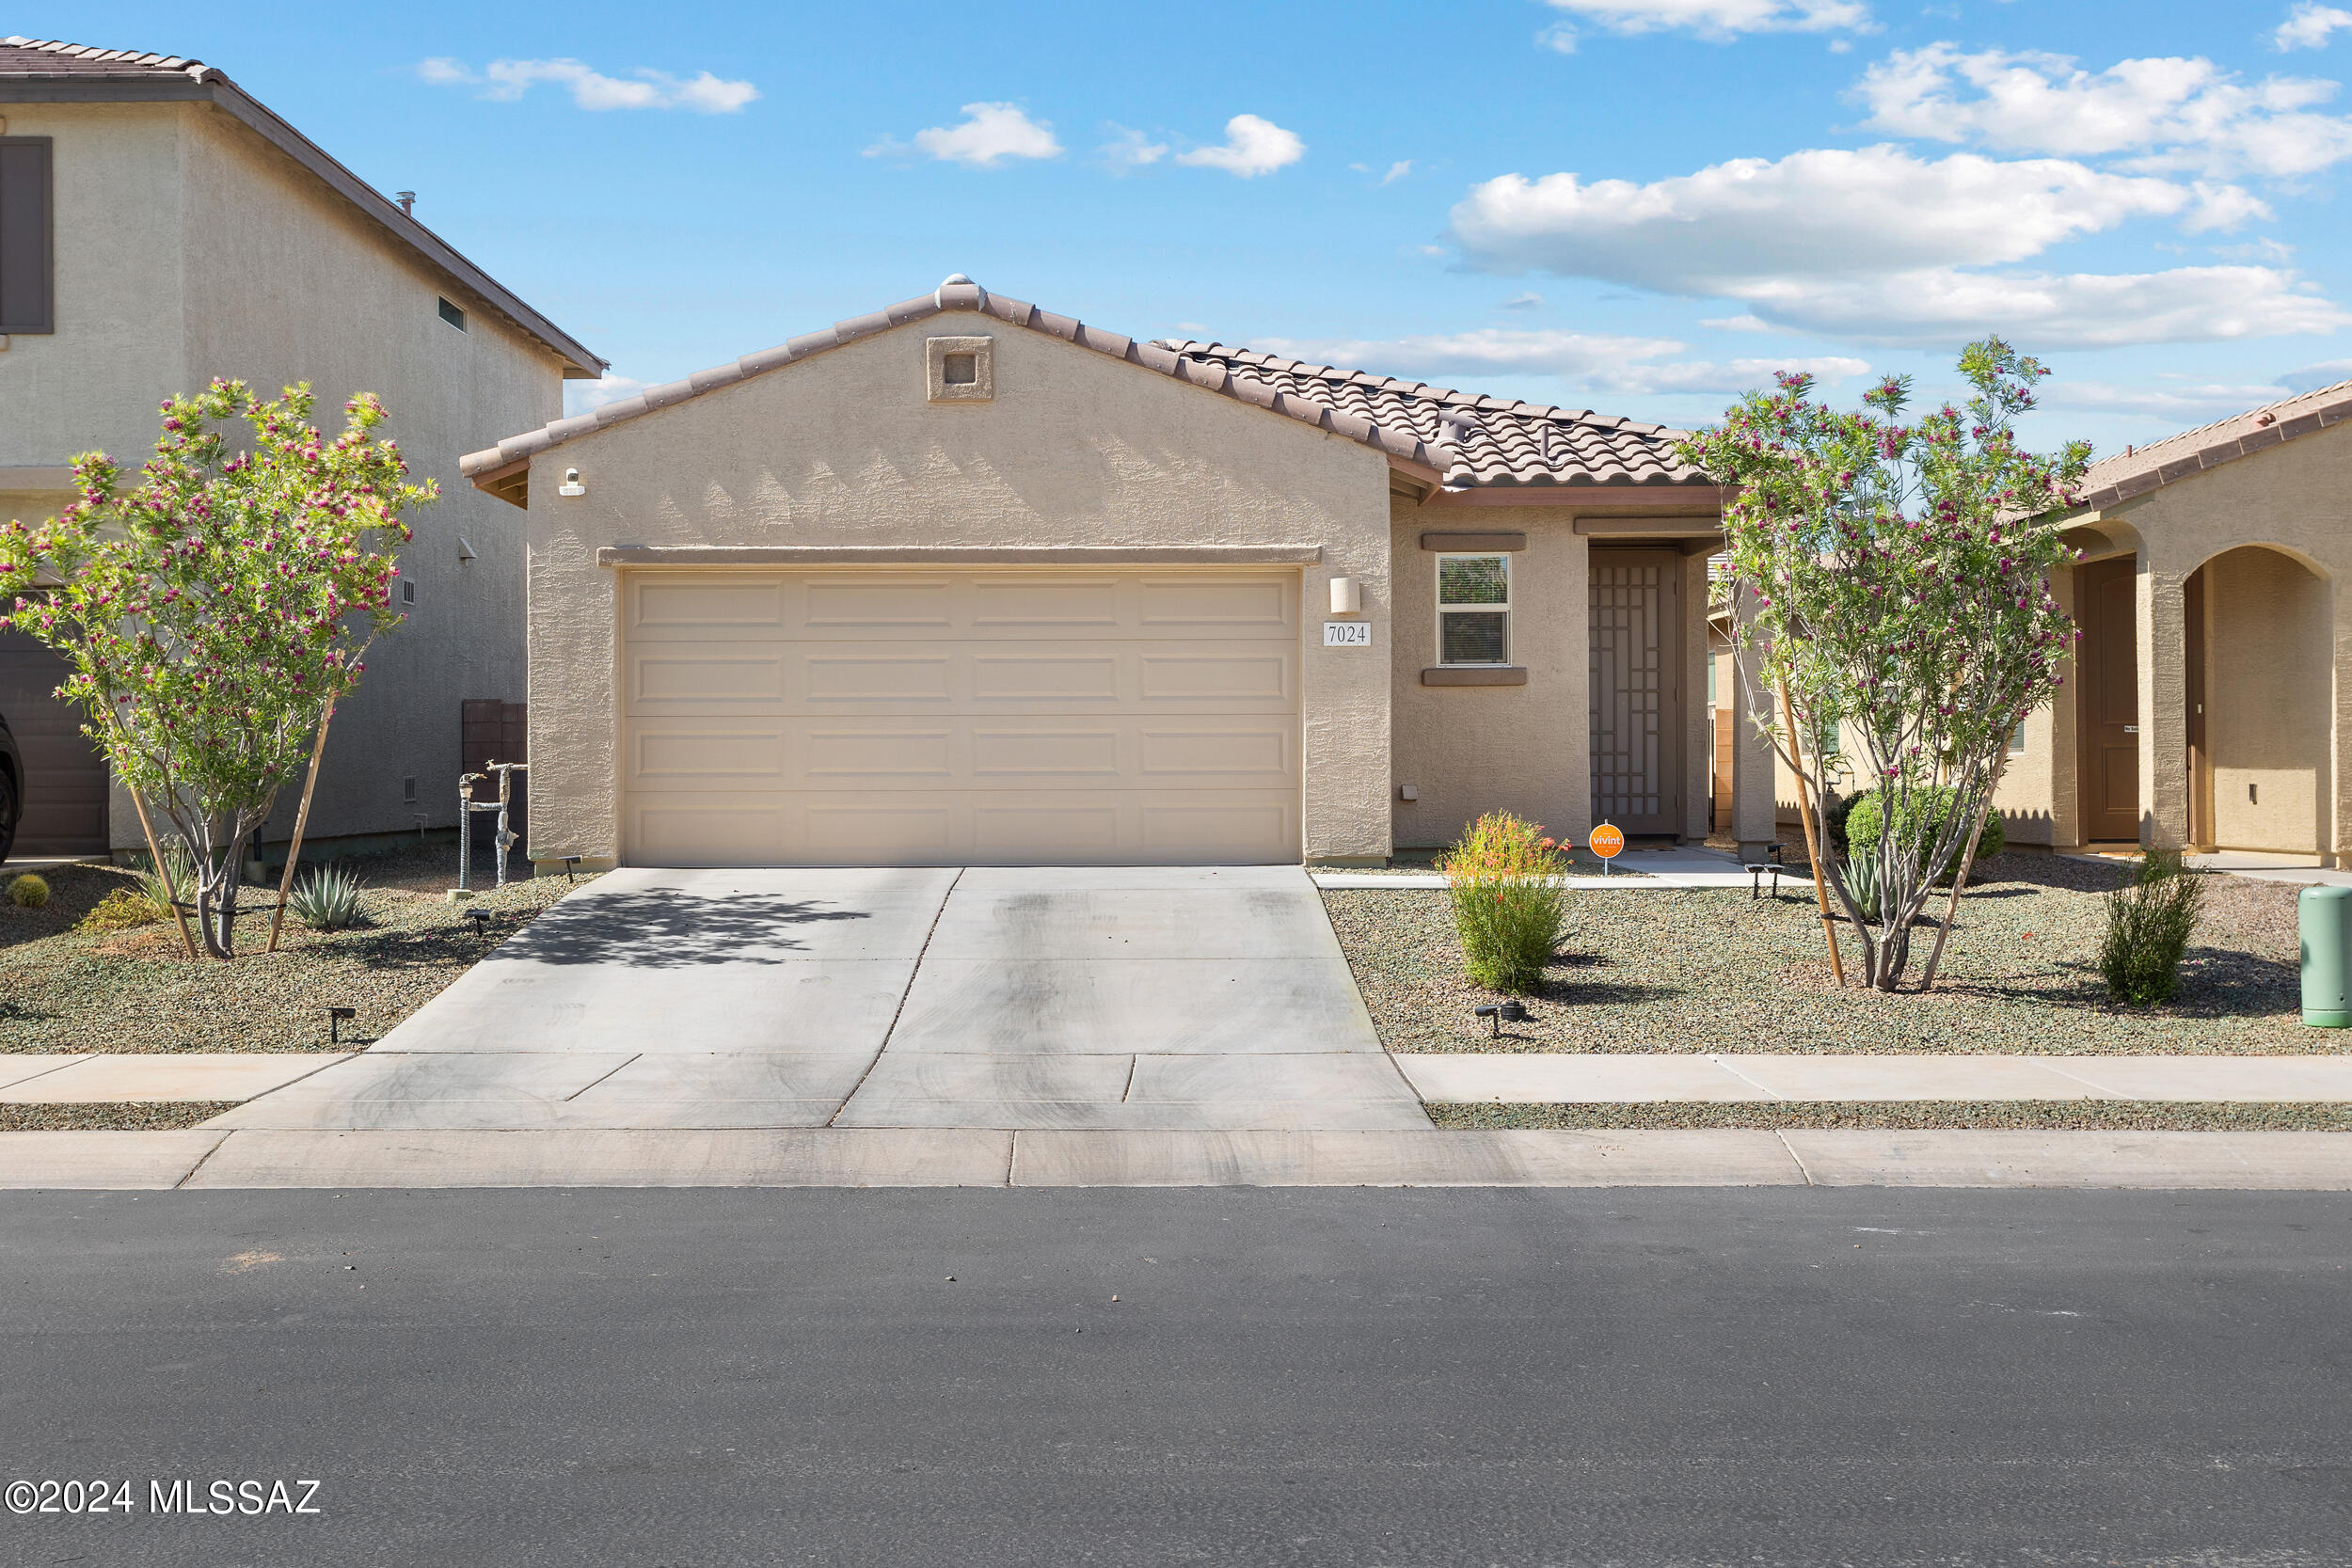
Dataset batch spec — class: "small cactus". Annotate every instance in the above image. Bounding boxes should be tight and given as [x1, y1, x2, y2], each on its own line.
[288, 863, 365, 931]
[8, 873, 50, 908]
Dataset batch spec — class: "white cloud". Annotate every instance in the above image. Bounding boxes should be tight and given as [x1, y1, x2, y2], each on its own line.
[1252, 328, 1869, 398]
[1500, 292, 1546, 310]
[1175, 115, 1305, 177]
[1540, 0, 1872, 40]
[418, 57, 757, 113]
[1381, 160, 1413, 185]
[2277, 4, 2352, 50]
[2282, 358, 2352, 390]
[1537, 23, 1580, 53]
[564, 374, 651, 418]
[1098, 125, 1168, 170]
[1700, 313, 1773, 331]
[885, 103, 1063, 166]
[1726, 265, 2344, 348]
[1446, 144, 2338, 347]
[1854, 43, 2352, 178]
[2042, 379, 2289, 419]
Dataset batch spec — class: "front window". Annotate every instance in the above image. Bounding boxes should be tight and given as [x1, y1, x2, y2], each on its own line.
[1438, 553, 1510, 664]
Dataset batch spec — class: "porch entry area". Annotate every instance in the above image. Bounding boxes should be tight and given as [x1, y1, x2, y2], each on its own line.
[1588, 548, 1685, 838]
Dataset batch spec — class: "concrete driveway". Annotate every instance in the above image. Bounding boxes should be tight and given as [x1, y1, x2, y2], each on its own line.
[215, 865, 1426, 1132]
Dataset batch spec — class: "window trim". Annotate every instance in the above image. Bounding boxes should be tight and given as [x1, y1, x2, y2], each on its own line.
[0, 136, 56, 336]
[437, 295, 469, 332]
[1435, 551, 1511, 667]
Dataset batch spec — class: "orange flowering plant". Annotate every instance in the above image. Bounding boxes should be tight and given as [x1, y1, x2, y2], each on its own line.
[1440, 811, 1568, 993]
[0, 382, 432, 958]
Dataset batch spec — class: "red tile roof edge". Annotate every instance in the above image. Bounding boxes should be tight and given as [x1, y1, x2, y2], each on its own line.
[2070, 380, 2352, 513]
[460, 279, 1446, 479]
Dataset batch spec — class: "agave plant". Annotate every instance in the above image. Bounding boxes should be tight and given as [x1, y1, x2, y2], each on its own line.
[132, 842, 195, 922]
[288, 863, 366, 932]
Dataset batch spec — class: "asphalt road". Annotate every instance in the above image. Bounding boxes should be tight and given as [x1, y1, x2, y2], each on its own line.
[3, 1188, 2348, 1567]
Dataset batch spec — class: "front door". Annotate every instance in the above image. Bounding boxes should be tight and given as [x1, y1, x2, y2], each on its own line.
[2074, 556, 2141, 843]
[1588, 550, 1684, 837]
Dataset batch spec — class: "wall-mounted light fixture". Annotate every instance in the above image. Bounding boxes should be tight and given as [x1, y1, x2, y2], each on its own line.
[1328, 576, 1362, 615]
[558, 467, 586, 497]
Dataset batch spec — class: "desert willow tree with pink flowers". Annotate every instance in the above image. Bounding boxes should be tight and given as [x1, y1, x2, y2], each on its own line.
[0, 381, 431, 958]
[1676, 340, 2090, 991]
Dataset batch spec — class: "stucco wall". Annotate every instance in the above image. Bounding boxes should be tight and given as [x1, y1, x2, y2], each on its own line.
[518, 309, 1394, 866]
[178, 108, 563, 847]
[2026, 422, 2352, 858]
[0, 99, 566, 849]
[1389, 503, 1588, 848]
[0, 103, 187, 470]
[2206, 545, 2330, 852]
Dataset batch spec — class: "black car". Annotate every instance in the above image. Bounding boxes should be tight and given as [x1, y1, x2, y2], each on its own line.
[0, 714, 23, 864]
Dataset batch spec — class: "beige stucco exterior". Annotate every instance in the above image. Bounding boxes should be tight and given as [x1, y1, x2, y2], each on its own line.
[0, 97, 577, 849]
[516, 309, 1397, 867]
[2016, 419, 2352, 862]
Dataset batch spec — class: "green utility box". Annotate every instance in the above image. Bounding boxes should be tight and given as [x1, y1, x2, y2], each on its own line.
[2299, 885, 2352, 1027]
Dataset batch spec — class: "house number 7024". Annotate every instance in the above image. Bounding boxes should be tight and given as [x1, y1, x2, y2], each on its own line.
[1323, 622, 1372, 647]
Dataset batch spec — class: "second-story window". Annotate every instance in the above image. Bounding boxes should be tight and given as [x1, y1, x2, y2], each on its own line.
[437, 296, 467, 332]
[0, 136, 54, 335]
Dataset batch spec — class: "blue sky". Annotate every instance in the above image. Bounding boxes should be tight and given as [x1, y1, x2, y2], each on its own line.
[44, 0, 2352, 454]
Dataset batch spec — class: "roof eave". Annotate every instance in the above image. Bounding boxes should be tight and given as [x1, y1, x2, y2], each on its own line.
[0, 71, 605, 378]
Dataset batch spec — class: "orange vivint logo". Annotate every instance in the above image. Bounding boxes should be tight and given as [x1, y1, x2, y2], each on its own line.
[1587, 822, 1625, 859]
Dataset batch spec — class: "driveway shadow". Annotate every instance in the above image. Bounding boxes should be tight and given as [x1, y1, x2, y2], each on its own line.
[491, 888, 875, 968]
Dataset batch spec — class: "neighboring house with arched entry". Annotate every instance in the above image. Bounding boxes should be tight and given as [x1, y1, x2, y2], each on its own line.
[1996, 381, 2352, 861]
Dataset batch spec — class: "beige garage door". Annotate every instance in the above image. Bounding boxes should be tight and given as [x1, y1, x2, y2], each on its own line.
[619, 568, 1302, 866]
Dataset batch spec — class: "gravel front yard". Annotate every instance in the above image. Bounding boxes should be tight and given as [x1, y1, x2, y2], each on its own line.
[0, 1101, 236, 1130]
[1324, 853, 2326, 1055]
[1428, 1101, 2352, 1131]
[0, 847, 596, 1053]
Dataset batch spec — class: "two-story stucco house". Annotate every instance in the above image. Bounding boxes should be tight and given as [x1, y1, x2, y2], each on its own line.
[459, 277, 1761, 871]
[0, 38, 601, 858]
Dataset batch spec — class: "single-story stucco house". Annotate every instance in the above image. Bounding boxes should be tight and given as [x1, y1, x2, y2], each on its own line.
[460, 276, 1772, 870]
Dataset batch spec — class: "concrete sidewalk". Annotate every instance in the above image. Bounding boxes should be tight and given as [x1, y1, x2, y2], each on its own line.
[4, 1126, 2349, 1189]
[1395, 1053, 2352, 1103]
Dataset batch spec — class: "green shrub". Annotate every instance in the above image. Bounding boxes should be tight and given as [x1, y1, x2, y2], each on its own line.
[1846, 786, 2005, 884]
[8, 874, 49, 908]
[78, 888, 161, 934]
[288, 863, 366, 932]
[2099, 848, 2204, 1006]
[1442, 811, 1568, 993]
[128, 843, 193, 922]
[1841, 847, 1883, 923]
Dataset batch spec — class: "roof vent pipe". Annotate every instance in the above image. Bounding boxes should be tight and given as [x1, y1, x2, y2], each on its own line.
[395, 191, 416, 215]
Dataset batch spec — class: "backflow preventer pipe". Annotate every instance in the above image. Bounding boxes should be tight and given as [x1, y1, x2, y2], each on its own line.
[456, 761, 527, 893]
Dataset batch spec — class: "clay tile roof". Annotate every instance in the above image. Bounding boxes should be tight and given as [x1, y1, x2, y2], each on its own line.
[0, 38, 215, 77]
[463, 278, 1714, 496]
[2072, 379, 2352, 512]
[1163, 341, 1713, 490]
[1, 37, 603, 379]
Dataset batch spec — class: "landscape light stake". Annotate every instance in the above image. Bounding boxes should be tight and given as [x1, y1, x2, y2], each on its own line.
[326, 1006, 356, 1045]
[267, 699, 336, 953]
[1780, 685, 1846, 987]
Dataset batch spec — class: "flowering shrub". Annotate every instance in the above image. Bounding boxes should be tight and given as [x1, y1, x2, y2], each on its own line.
[1675, 340, 2088, 991]
[0, 382, 432, 958]
[1441, 811, 1568, 994]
